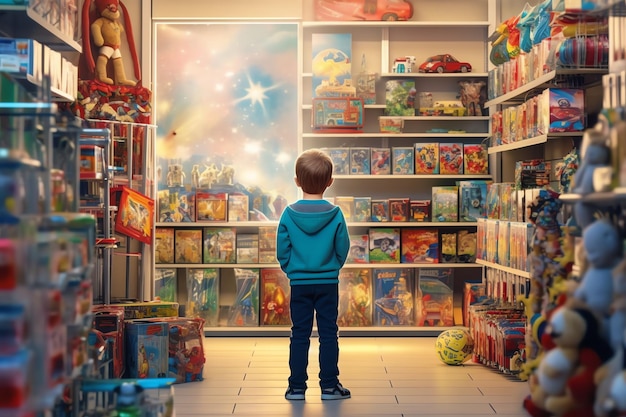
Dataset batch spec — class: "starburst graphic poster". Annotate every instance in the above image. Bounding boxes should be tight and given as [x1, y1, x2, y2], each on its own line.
[154, 22, 299, 221]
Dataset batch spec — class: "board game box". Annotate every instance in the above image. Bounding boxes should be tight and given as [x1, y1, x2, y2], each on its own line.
[464, 143, 488, 175]
[326, 147, 350, 175]
[338, 268, 372, 327]
[401, 228, 439, 264]
[174, 229, 202, 264]
[389, 198, 409, 222]
[228, 193, 249, 222]
[373, 268, 414, 326]
[369, 228, 400, 263]
[441, 232, 457, 263]
[260, 269, 291, 326]
[258, 226, 277, 263]
[203, 227, 236, 264]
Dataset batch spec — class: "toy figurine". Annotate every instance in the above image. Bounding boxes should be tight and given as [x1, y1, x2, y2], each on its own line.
[199, 164, 218, 189]
[109, 382, 144, 417]
[572, 219, 621, 319]
[392, 56, 416, 73]
[216, 165, 234, 186]
[191, 165, 200, 189]
[458, 81, 486, 116]
[167, 164, 185, 188]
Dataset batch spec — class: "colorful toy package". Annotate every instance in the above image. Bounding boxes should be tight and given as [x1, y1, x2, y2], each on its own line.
[371, 147, 391, 175]
[439, 143, 464, 175]
[125, 320, 169, 379]
[227, 268, 259, 326]
[347, 234, 369, 263]
[203, 228, 236, 264]
[459, 180, 491, 222]
[457, 230, 477, 263]
[260, 269, 291, 326]
[154, 269, 177, 302]
[186, 268, 219, 327]
[326, 147, 350, 175]
[441, 232, 457, 263]
[384, 79, 416, 116]
[369, 228, 400, 263]
[371, 199, 389, 222]
[354, 197, 372, 221]
[392, 147, 414, 174]
[350, 147, 371, 175]
[463, 143, 489, 174]
[409, 200, 431, 222]
[414, 143, 440, 174]
[110, 301, 179, 320]
[338, 269, 373, 327]
[432, 186, 459, 222]
[415, 268, 455, 327]
[373, 268, 414, 326]
[401, 228, 439, 264]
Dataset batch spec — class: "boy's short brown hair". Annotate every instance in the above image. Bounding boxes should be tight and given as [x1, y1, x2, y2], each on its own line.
[295, 149, 333, 194]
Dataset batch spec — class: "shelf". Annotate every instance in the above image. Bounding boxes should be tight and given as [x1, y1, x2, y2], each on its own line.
[0, 5, 81, 54]
[332, 174, 492, 179]
[487, 132, 584, 154]
[303, 20, 490, 28]
[559, 190, 626, 204]
[484, 68, 607, 108]
[303, 103, 387, 110]
[380, 116, 490, 121]
[155, 263, 280, 269]
[348, 221, 477, 227]
[156, 221, 278, 228]
[343, 262, 481, 268]
[380, 72, 490, 78]
[475, 259, 530, 278]
[203, 326, 448, 337]
[303, 132, 489, 138]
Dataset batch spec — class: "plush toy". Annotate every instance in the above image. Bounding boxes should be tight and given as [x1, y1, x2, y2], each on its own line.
[458, 81, 486, 116]
[602, 371, 626, 416]
[81, 0, 140, 86]
[572, 123, 611, 196]
[572, 219, 621, 319]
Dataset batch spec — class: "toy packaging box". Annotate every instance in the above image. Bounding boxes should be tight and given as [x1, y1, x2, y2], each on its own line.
[228, 194, 249, 222]
[441, 232, 457, 263]
[458, 180, 490, 221]
[373, 268, 415, 326]
[195, 191, 228, 222]
[312, 98, 364, 131]
[457, 230, 477, 263]
[158, 188, 195, 223]
[124, 320, 169, 379]
[227, 268, 260, 327]
[464, 143, 488, 174]
[154, 227, 174, 264]
[0, 37, 43, 82]
[486, 183, 501, 219]
[371, 199, 389, 222]
[515, 159, 551, 190]
[414, 143, 440, 174]
[154, 268, 177, 302]
[92, 306, 125, 378]
[379, 117, 404, 134]
[350, 147, 371, 175]
[236, 233, 259, 263]
[338, 268, 372, 327]
[538, 88, 585, 133]
[369, 228, 400, 263]
[174, 229, 203, 264]
[326, 148, 350, 174]
[141, 317, 206, 384]
[258, 226, 277, 263]
[392, 147, 414, 174]
[335, 196, 355, 221]
[79, 145, 104, 178]
[371, 148, 391, 175]
[401, 228, 439, 264]
[203, 227, 236, 264]
[432, 186, 459, 222]
[186, 268, 220, 327]
[415, 268, 455, 327]
[439, 143, 464, 175]
[385, 79, 416, 116]
[260, 269, 291, 326]
[109, 301, 180, 320]
[354, 197, 372, 221]
[389, 198, 409, 222]
[347, 234, 369, 263]
[463, 282, 488, 327]
[409, 200, 431, 222]
[312, 33, 353, 98]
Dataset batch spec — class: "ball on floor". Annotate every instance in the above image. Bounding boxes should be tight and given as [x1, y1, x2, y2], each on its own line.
[435, 327, 474, 365]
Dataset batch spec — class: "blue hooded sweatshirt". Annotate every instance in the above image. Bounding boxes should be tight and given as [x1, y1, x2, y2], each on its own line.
[276, 200, 350, 286]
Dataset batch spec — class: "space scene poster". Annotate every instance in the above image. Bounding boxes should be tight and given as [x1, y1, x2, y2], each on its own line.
[154, 22, 299, 221]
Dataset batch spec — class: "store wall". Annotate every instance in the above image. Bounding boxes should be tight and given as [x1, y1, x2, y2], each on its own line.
[151, 0, 302, 19]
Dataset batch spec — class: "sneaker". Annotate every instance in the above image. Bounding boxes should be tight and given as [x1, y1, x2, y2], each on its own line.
[321, 383, 351, 400]
[285, 387, 305, 400]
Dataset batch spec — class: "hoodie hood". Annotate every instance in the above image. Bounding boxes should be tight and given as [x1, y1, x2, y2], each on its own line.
[284, 204, 341, 235]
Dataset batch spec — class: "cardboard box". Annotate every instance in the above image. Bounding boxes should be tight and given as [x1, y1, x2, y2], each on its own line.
[110, 301, 179, 320]
[124, 320, 169, 379]
[0, 37, 42, 82]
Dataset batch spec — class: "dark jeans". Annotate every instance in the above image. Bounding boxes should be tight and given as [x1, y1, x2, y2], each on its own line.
[288, 283, 340, 390]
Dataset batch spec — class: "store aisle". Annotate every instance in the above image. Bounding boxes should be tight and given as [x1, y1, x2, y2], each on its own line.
[173, 336, 530, 417]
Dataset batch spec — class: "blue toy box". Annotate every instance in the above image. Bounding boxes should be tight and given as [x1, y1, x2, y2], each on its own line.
[125, 320, 169, 379]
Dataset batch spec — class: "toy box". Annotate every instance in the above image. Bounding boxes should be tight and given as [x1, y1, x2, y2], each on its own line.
[414, 143, 439, 174]
[459, 180, 490, 221]
[409, 200, 431, 222]
[347, 234, 369, 263]
[538, 88, 585, 133]
[463, 282, 488, 327]
[415, 268, 454, 327]
[203, 227, 236, 264]
[154, 268, 177, 302]
[195, 192, 228, 222]
[227, 268, 260, 327]
[371, 148, 391, 175]
[314, 0, 414, 21]
[401, 228, 439, 264]
[110, 301, 179, 320]
[142, 317, 205, 383]
[0, 37, 43, 82]
[79, 145, 104, 178]
[373, 268, 414, 326]
[326, 148, 350, 175]
[432, 186, 459, 222]
[354, 197, 372, 221]
[154, 227, 174, 264]
[385, 79, 416, 116]
[369, 228, 400, 263]
[379, 117, 404, 133]
[441, 232, 457, 263]
[124, 320, 169, 379]
[92, 306, 125, 378]
[463, 143, 488, 175]
[389, 198, 409, 222]
[174, 229, 202, 264]
[371, 199, 389, 222]
[236, 234, 259, 264]
[312, 97, 364, 131]
[260, 269, 291, 326]
[228, 194, 249, 222]
[186, 268, 220, 326]
[439, 143, 464, 175]
[258, 226, 277, 263]
[457, 230, 477, 263]
[349, 147, 370, 175]
[338, 268, 372, 327]
[392, 147, 414, 174]
[335, 196, 355, 221]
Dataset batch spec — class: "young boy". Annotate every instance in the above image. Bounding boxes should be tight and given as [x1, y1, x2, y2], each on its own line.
[277, 149, 351, 401]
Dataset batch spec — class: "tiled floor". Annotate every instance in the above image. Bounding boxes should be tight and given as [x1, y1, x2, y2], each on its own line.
[173, 336, 530, 417]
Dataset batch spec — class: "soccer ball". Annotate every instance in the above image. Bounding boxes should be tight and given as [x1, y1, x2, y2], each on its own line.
[435, 328, 474, 365]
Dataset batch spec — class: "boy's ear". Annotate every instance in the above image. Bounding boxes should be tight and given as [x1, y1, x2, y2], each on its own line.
[327, 178, 334, 187]
[294, 177, 300, 187]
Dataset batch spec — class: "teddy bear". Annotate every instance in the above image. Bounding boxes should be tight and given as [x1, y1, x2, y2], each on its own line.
[524, 306, 613, 417]
[87, 0, 138, 86]
[572, 219, 621, 320]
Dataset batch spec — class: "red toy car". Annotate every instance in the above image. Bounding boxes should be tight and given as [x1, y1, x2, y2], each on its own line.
[419, 54, 472, 73]
[314, 0, 413, 21]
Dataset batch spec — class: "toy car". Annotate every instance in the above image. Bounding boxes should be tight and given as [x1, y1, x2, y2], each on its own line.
[419, 54, 472, 73]
[314, 0, 413, 21]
